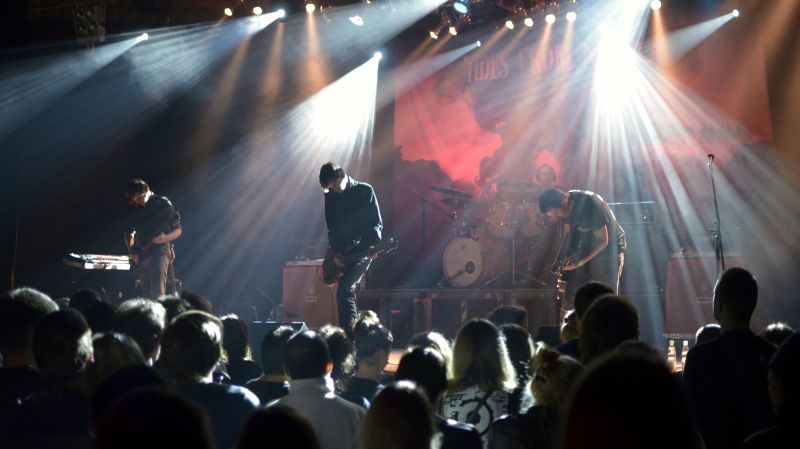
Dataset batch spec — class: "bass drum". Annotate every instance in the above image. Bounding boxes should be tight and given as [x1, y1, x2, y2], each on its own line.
[442, 236, 509, 288]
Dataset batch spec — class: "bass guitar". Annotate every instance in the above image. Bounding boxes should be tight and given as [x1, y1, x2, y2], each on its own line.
[320, 237, 398, 286]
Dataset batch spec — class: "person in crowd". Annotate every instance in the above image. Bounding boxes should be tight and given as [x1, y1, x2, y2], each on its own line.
[442, 319, 517, 445]
[222, 315, 263, 385]
[556, 281, 614, 360]
[0, 287, 58, 410]
[95, 388, 214, 449]
[489, 345, 583, 449]
[82, 300, 115, 334]
[342, 320, 393, 406]
[408, 331, 453, 375]
[561, 351, 702, 449]
[160, 311, 259, 449]
[113, 298, 166, 365]
[178, 289, 214, 314]
[759, 322, 794, 346]
[499, 324, 534, 414]
[683, 267, 776, 449]
[578, 294, 639, 364]
[90, 365, 166, 429]
[488, 305, 529, 329]
[743, 332, 800, 449]
[246, 325, 294, 404]
[395, 346, 482, 449]
[68, 289, 102, 314]
[359, 381, 438, 449]
[160, 295, 192, 323]
[275, 330, 365, 449]
[85, 332, 146, 394]
[237, 405, 320, 449]
[319, 324, 356, 393]
[2, 309, 95, 449]
[559, 309, 579, 344]
[695, 323, 721, 345]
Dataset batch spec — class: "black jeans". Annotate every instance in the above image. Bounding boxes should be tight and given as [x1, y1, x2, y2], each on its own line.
[563, 249, 624, 313]
[336, 258, 371, 335]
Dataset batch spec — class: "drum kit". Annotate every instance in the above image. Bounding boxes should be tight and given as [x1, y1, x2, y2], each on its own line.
[432, 183, 550, 288]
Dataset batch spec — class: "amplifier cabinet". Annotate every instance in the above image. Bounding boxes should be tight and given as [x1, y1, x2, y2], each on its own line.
[282, 261, 338, 329]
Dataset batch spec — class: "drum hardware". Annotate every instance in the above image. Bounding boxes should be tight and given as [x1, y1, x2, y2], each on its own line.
[431, 185, 473, 199]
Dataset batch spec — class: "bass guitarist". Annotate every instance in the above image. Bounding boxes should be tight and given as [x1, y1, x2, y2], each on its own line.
[319, 162, 383, 336]
[539, 188, 626, 317]
[124, 178, 182, 299]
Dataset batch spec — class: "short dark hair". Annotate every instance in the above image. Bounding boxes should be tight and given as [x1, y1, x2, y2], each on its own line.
[760, 322, 794, 347]
[768, 332, 800, 415]
[178, 290, 214, 314]
[33, 309, 93, 384]
[284, 330, 330, 380]
[539, 188, 567, 214]
[237, 405, 320, 449]
[113, 299, 166, 359]
[160, 296, 192, 324]
[319, 325, 355, 382]
[354, 323, 393, 359]
[124, 178, 150, 200]
[69, 289, 102, 313]
[83, 300, 116, 334]
[488, 305, 528, 327]
[160, 311, 223, 382]
[260, 326, 295, 376]
[319, 162, 345, 189]
[500, 324, 534, 383]
[574, 281, 615, 320]
[395, 347, 448, 402]
[695, 323, 721, 346]
[714, 267, 758, 324]
[579, 295, 639, 364]
[0, 287, 58, 358]
[222, 315, 251, 361]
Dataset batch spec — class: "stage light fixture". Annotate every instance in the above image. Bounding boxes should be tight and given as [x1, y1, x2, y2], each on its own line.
[349, 15, 365, 26]
[505, 20, 514, 30]
[430, 30, 439, 39]
[524, 17, 533, 27]
[453, 1, 469, 15]
[374, 51, 383, 60]
[253, 6, 263, 15]
[476, 40, 481, 47]
[566, 11, 576, 22]
[141, 32, 149, 40]
[449, 25, 457, 36]
[224, 7, 233, 16]
[277, 8, 286, 18]
[732, 9, 739, 17]
[545, 13, 556, 24]
[306, 3, 315, 13]
[650, 0, 661, 11]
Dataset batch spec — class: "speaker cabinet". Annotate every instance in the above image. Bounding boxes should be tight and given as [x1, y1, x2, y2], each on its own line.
[282, 261, 338, 329]
[665, 253, 742, 336]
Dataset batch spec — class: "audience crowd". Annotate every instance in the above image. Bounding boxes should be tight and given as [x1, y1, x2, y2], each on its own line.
[1, 266, 798, 449]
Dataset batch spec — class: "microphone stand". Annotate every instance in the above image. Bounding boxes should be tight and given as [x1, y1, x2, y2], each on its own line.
[707, 154, 725, 276]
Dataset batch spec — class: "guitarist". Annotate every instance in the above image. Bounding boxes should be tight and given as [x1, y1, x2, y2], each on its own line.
[319, 162, 383, 336]
[124, 178, 182, 299]
[539, 188, 626, 316]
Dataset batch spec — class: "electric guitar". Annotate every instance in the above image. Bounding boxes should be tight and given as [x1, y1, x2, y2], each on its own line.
[321, 238, 398, 286]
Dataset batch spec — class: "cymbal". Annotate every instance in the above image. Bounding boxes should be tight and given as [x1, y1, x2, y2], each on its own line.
[442, 197, 467, 208]
[431, 185, 473, 199]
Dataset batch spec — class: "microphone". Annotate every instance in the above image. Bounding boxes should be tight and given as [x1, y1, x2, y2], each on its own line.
[707, 154, 715, 166]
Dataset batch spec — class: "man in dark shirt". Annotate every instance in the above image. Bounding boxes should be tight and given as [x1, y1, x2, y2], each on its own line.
[124, 178, 182, 299]
[319, 162, 383, 335]
[539, 188, 626, 313]
[683, 267, 776, 449]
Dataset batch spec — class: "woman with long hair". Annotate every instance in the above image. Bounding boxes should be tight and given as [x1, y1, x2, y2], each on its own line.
[359, 381, 439, 449]
[442, 319, 517, 445]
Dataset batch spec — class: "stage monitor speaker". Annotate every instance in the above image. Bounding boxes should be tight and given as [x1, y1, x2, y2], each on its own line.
[665, 253, 742, 336]
[248, 321, 308, 354]
[282, 261, 338, 329]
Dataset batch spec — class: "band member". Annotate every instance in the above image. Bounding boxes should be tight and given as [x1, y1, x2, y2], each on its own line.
[319, 162, 383, 335]
[539, 188, 626, 313]
[124, 178, 182, 299]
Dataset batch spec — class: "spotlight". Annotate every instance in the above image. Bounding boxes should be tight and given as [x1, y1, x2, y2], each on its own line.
[374, 51, 383, 60]
[566, 11, 576, 22]
[223, 7, 233, 16]
[429, 30, 439, 40]
[140, 32, 149, 41]
[476, 40, 481, 47]
[453, 1, 469, 15]
[732, 9, 740, 17]
[306, 3, 315, 13]
[349, 15, 364, 26]
[505, 20, 514, 30]
[650, 0, 661, 11]
[252, 6, 263, 15]
[524, 17, 534, 27]
[449, 25, 457, 36]
[277, 8, 286, 18]
[545, 14, 556, 24]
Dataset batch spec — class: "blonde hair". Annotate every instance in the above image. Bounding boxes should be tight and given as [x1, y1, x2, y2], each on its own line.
[449, 319, 517, 392]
